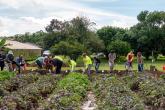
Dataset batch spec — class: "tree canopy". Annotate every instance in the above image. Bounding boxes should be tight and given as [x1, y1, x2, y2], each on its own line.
[129, 11, 165, 59]
[8, 10, 165, 60]
[44, 16, 104, 57]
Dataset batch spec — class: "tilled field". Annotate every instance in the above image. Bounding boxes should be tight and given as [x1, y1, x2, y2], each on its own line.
[1, 71, 165, 110]
[91, 73, 165, 110]
[0, 73, 89, 110]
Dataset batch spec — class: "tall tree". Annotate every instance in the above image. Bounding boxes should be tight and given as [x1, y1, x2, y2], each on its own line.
[45, 16, 104, 54]
[97, 26, 128, 56]
[129, 11, 165, 59]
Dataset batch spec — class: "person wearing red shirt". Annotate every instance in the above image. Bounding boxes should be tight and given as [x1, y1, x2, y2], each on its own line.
[126, 51, 134, 71]
[137, 51, 143, 72]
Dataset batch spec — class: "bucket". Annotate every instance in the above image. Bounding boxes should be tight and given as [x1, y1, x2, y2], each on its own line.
[163, 65, 165, 71]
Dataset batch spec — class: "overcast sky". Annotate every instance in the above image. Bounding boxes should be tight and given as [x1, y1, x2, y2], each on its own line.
[0, 0, 164, 36]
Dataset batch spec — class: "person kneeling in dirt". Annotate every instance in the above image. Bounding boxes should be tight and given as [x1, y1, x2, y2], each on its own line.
[68, 59, 77, 72]
[15, 55, 26, 73]
[137, 51, 143, 72]
[35, 56, 46, 69]
[125, 51, 134, 72]
[50, 56, 63, 74]
[83, 53, 92, 74]
[108, 50, 116, 73]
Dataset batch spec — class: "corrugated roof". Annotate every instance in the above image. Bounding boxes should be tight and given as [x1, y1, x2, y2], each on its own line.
[5, 40, 42, 50]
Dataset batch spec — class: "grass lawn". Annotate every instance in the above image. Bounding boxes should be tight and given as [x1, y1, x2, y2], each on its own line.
[99, 61, 165, 71]
[27, 60, 165, 72]
[63, 61, 165, 71]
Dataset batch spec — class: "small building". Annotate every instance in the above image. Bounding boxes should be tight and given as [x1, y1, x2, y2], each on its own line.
[5, 40, 42, 60]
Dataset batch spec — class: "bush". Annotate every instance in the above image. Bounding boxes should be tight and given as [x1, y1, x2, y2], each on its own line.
[93, 75, 144, 110]
[107, 40, 131, 56]
[58, 73, 89, 97]
[0, 74, 61, 110]
[2, 74, 39, 92]
[44, 73, 90, 110]
[139, 78, 165, 108]
[76, 56, 84, 67]
[0, 71, 15, 81]
[51, 41, 84, 60]
[116, 56, 126, 63]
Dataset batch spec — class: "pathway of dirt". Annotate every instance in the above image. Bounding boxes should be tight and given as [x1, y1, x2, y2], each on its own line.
[81, 91, 97, 110]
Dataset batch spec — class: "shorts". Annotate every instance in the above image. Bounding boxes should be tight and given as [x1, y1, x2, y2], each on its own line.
[125, 61, 132, 69]
[109, 62, 114, 67]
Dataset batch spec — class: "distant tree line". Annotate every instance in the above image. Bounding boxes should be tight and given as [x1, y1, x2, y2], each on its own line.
[8, 10, 165, 60]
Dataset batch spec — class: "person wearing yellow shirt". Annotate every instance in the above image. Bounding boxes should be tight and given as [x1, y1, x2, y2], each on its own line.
[82, 53, 92, 74]
[54, 56, 64, 62]
[68, 59, 77, 72]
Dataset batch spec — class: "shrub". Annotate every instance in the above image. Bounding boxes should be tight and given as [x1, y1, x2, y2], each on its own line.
[0, 74, 61, 110]
[107, 40, 131, 56]
[2, 74, 39, 92]
[51, 41, 84, 60]
[0, 71, 15, 81]
[93, 75, 144, 110]
[139, 78, 165, 108]
[44, 73, 90, 110]
[76, 56, 84, 67]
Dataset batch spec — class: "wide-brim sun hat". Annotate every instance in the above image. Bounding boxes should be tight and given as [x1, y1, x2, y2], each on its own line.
[43, 50, 51, 55]
[8, 50, 13, 54]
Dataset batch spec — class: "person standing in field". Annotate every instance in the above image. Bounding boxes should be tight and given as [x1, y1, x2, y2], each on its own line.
[0, 49, 6, 71]
[68, 59, 77, 72]
[6, 50, 14, 72]
[137, 51, 143, 72]
[126, 51, 134, 71]
[94, 57, 101, 74]
[108, 50, 116, 73]
[15, 55, 26, 73]
[82, 53, 92, 74]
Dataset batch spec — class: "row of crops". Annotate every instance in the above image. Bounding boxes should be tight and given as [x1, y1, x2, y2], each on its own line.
[1, 71, 165, 110]
[0, 71, 15, 81]
[92, 73, 165, 110]
[0, 73, 89, 110]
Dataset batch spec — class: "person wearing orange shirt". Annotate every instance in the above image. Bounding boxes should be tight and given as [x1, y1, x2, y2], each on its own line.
[126, 51, 134, 70]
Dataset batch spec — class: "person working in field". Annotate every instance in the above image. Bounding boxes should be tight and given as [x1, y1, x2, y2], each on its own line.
[6, 50, 15, 72]
[15, 55, 26, 73]
[137, 51, 143, 72]
[35, 56, 46, 69]
[94, 57, 101, 74]
[44, 55, 53, 73]
[50, 55, 63, 74]
[126, 51, 134, 71]
[82, 53, 92, 74]
[108, 50, 116, 73]
[68, 59, 77, 72]
[0, 49, 6, 71]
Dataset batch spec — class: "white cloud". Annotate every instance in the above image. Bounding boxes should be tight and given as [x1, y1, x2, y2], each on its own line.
[0, 0, 137, 36]
[77, 0, 119, 2]
[0, 30, 10, 36]
[20, 17, 55, 26]
[0, 16, 47, 36]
